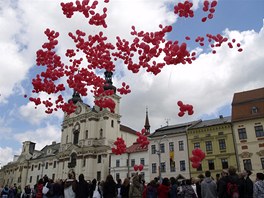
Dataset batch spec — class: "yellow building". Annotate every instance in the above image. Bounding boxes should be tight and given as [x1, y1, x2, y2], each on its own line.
[232, 87, 264, 178]
[187, 116, 238, 178]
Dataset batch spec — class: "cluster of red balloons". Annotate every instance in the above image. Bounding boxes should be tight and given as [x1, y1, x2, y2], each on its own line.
[28, 0, 244, 116]
[112, 137, 126, 155]
[136, 129, 150, 148]
[190, 148, 206, 168]
[60, 1, 108, 28]
[177, 101, 194, 117]
[201, 0, 218, 22]
[134, 164, 144, 172]
[117, 82, 131, 95]
[174, 1, 194, 18]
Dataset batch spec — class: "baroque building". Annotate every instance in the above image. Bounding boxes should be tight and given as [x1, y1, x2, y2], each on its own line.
[187, 116, 238, 178]
[1, 72, 138, 188]
[232, 87, 264, 177]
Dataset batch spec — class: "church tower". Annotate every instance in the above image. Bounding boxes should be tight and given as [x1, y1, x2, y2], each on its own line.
[57, 71, 135, 181]
[144, 107, 151, 135]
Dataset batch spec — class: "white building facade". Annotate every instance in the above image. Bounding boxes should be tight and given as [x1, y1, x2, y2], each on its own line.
[148, 122, 197, 181]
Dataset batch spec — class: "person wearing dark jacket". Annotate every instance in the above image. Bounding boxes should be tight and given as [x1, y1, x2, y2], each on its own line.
[90, 178, 97, 198]
[217, 169, 229, 198]
[103, 174, 118, 198]
[226, 166, 241, 198]
[240, 169, 253, 198]
[169, 177, 178, 198]
[146, 180, 158, 198]
[201, 170, 217, 198]
[76, 174, 90, 198]
[120, 178, 130, 198]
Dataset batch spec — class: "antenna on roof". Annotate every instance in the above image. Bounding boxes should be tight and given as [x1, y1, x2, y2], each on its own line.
[165, 118, 170, 126]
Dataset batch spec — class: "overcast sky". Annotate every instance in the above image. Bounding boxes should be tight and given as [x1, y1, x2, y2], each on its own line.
[0, 0, 264, 167]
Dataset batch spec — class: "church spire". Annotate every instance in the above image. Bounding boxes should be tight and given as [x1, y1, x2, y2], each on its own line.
[68, 90, 83, 104]
[144, 107, 150, 134]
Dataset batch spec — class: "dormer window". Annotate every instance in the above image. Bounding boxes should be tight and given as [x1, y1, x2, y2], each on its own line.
[252, 106, 258, 114]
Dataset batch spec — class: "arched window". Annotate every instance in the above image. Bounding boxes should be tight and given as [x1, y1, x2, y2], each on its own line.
[68, 153, 77, 168]
[73, 131, 79, 145]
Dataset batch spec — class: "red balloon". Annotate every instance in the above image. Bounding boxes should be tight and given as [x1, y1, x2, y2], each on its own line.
[190, 155, 201, 163]
[192, 162, 201, 169]
[134, 165, 138, 171]
[138, 164, 144, 171]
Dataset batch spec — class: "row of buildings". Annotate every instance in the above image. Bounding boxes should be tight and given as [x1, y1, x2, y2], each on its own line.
[0, 76, 263, 188]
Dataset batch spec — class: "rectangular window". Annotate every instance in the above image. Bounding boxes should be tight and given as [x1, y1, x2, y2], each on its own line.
[151, 145, 156, 154]
[97, 171, 101, 181]
[238, 128, 247, 140]
[38, 164, 41, 170]
[52, 174, 55, 181]
[197, 163, 202, 171]
[169, 142, 174, 152]
[31, 165, 34, 171]
[218, 139, 226, 150]
[194, 142, 200, 148]
[261, 158, 264, 169]
[98, 155, 102, 163]
[255, 125, 264, 137]
[45, 162, 48, 169]
[116, 159, 120, 167]
[170, 159, 175, 172]
[221, 159, 228, 169]
[29, 176, 32, 183]
[116, 173, 120, 180]
[53, 161, 56, 168]
[161, 162, 166, 172]
[140, 158, 145, 166]
[180, 160, 186, 171]
[152, 163, 157, 173]
[85, 130, 88, 139]
[131, 159, 135, 167]
[160, 143, 165, 153]
[243, 159, 252, 171]
[208, 160, 215, 170]
[141, 172, 145, 181]
[205, 141, 213, 152]
[83, 158, 86, 167]
[179, 141, 184, 151]
[36, 175, 39, 183]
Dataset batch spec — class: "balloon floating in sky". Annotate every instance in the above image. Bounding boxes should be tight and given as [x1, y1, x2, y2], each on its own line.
[177, 100, 194, 117]
[29, 0, 244, 116]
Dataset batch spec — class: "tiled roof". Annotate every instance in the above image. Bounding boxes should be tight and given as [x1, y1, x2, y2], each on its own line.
[149, 120, 201, 138]
[190, 116, 231, 129]
[232, 87, 264, 104]
[232, 87, 264, 122]
[126, 142, 148, 153]
[120, 124, 138, 135]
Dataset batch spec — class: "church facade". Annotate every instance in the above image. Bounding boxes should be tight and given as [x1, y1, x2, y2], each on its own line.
[0, 72, 138, 188]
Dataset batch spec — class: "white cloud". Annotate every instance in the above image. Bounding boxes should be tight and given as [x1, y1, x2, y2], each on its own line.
[118, 23, 264, 131]
[14, 124, 61, 150]
[0, 147, 15, 167]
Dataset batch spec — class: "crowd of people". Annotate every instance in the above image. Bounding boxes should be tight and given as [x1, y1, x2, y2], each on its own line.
[1, 166, 264, 198]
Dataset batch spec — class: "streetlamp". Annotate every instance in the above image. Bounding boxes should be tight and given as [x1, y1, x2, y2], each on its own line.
[156, 135, 167, 183]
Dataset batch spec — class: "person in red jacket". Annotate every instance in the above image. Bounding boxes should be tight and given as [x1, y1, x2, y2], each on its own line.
[158, 177, 171, 198]
[35, 179, 44, 198]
